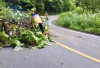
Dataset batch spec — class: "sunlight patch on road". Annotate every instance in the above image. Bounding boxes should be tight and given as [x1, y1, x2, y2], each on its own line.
[56, 42, 100, 64]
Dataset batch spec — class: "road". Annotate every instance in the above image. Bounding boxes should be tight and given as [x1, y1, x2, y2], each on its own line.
[0, 15, 100, 68]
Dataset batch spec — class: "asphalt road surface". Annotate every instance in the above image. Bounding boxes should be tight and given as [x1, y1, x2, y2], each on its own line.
[0, 16, 100, 68]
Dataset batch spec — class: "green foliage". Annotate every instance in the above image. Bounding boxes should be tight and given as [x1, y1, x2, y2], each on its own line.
[3, 0, 100, 13]
[57, 11, 100, 34]
[0, 3, 53, 51]
[11, 39, 24, 46]
[44, 0, 76, 13]
[0, 4, 10, 21]
[0, 0, 6, 7]
[3, 0, 76, 13]
[73, 7, 83, 14]
[75, 0, 100, 12]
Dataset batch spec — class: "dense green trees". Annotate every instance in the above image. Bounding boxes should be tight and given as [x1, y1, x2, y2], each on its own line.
[75, 0, 100, 12]
[2, 0, 100, 13]
[2, 0, 76, 13]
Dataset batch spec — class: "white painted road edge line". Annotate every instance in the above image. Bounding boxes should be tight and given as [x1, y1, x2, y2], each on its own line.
[49, 18, 58, 26]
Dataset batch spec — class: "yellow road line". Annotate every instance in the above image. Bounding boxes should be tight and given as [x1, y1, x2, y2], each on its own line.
[56, 42, 100, 63]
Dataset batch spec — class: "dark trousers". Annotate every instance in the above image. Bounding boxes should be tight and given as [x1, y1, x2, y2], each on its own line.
[39, 23, 44, 33]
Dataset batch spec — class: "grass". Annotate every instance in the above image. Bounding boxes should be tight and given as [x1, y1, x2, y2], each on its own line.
[57, 12, 100, 35]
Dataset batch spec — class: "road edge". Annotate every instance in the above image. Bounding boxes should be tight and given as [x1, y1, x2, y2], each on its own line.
[48, 18, 100, 38]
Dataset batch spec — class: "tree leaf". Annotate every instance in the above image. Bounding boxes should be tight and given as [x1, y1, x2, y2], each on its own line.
[1, 31, 5, 37]
[13, 46, 23, 52]
[11, 39, 24, 46]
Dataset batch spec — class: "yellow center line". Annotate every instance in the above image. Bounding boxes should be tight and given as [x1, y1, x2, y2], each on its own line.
[56, 42, 100, 63]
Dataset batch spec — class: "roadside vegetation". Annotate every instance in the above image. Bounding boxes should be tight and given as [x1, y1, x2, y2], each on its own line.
[57, 11, 100, 34]
[57, 0, 100, 35]
[0, 0, 53, 51]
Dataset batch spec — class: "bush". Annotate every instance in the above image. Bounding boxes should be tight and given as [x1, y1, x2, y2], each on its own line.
[57, 12, 100, 35]
[0, 5, 53, 51]
[73, 7, 83, 14]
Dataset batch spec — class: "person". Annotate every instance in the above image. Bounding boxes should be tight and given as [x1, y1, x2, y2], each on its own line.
[32, 12, 45, 35]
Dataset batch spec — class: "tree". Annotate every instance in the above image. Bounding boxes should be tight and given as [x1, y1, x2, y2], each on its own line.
[75, 0, 100, 12]
[3, 0, 76, 13]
